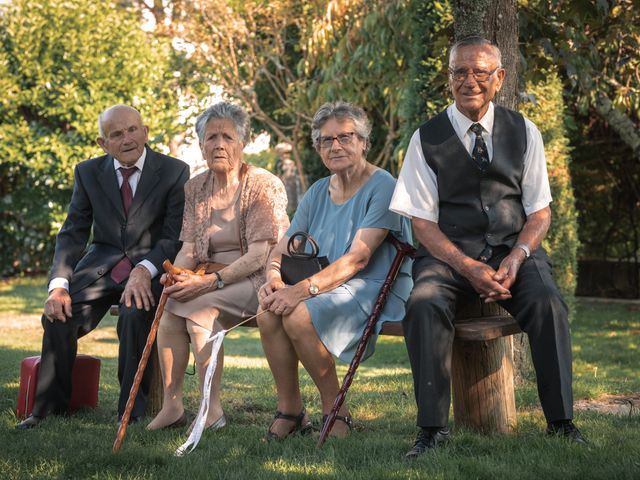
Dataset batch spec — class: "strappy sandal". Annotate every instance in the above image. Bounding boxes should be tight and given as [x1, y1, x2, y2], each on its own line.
[265, 407, 313, 441]
[322, 413, 353, 435]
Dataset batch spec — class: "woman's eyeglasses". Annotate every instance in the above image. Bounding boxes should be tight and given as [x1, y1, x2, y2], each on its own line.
[318, 132, 358, 149]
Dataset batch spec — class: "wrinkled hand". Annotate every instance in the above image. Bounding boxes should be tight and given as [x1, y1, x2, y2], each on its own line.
[120, 266, 155, 311]
[261, 283, 306, 316]
[488, 250, 527, 302]
[258, 276, 286, 308]
[163, 272, 214, 302]
[44, 288, 72, 322]
[461, 259, 512, 303]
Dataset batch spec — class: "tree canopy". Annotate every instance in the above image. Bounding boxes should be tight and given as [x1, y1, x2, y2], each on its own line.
[0, 0, 182, 275]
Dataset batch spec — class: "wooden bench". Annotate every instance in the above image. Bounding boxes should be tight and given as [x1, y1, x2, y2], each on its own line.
[379, 300, 521, 433]
[110, 300, 522, 433]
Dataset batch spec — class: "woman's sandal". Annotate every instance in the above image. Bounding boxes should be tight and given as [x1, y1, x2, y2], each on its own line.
[322, 414, 353, 435]
[265, 408, 314, 441]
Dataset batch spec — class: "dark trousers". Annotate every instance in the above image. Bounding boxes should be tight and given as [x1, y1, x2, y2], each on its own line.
[33, 274, 162, 418]
[403, 249, 573, 427]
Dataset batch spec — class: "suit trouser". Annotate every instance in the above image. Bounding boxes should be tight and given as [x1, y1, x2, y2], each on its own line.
[32, 274, 162, 418]
[403, 249, 573, 428]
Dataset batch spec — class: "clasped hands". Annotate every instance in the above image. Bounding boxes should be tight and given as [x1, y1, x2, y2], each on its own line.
[258, 276, 306, 317]
[463, 249, 527, 303]
[160, 269, 216, 303]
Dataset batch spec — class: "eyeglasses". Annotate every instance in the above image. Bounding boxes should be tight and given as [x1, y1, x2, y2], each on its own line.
[318, 132, 358, 149]
[448, 67, 500, 83]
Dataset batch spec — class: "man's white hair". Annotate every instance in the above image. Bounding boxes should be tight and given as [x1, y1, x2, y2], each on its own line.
[448, 36, 502, 68]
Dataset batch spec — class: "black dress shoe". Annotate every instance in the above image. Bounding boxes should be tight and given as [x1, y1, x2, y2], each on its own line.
[405, 427, 450, 458]
[547, 420, 588, 444]
[16, 415, 44, 430]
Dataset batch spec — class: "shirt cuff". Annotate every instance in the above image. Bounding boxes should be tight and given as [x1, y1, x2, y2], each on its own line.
[48, 277, 69, 293]
[137, 260, 158, 279]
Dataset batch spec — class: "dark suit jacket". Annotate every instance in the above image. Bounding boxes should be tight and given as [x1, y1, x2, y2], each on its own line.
[49, 147, 189, 300]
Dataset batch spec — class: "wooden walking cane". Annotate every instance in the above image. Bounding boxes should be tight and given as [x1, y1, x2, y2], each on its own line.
[317, 233, 415, 447]
[113, 260, 196, 452]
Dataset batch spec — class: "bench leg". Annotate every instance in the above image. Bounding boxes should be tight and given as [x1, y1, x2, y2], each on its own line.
[452, 335, 517, 433]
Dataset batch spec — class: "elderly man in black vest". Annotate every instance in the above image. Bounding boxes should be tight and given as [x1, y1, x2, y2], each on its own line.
[390, 37, 586, 458]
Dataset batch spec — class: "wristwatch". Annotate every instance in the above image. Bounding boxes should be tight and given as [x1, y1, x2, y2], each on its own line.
[307, 278, 320, 296]
[213, 271, 225, 289]
[514, 243, 531, 259]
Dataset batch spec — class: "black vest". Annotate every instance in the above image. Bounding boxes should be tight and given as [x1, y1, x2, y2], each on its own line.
[418, 106, 527, 259]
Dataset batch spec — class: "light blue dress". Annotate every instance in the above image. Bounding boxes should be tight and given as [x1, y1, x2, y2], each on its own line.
[287, 169, 413, 363]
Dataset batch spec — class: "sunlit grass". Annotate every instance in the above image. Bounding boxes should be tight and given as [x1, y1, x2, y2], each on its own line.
[0, 276, 638, 478]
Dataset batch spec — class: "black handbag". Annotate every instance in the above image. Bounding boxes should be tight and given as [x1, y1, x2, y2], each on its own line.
[280, 231, 329, 285]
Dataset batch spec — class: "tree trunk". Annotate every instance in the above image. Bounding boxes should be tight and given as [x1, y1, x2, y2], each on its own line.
[452, 0, 532, 382]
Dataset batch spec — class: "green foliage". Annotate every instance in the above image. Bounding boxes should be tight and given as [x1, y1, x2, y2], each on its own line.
[0, 0, 182, 276]
[520, 0, 640, 262]
[399, 0, 453, 158]
[520, 71, 579, 299]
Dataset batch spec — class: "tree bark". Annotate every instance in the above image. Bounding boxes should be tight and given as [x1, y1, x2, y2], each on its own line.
[452, 0, 532, 382]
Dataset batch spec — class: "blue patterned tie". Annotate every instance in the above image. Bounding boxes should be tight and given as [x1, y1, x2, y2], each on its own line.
[469, 123, 490, 172]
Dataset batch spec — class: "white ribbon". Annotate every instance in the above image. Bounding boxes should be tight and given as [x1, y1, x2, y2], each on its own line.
[175, 330, 225, 456]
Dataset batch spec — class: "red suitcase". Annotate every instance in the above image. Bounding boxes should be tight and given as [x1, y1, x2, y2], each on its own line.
[16, 354, 101, 419]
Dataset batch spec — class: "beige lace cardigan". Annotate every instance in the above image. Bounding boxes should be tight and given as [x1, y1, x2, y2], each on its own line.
[180, 165, 290, 292]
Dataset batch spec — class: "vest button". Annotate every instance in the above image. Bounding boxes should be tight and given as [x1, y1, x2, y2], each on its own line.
[98, 268, 104, 275]
[486, 233, 493, 238]
[484, 205, 490, 211]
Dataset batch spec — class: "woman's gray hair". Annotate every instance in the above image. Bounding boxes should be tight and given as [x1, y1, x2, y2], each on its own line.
[195, 102, 251, 144]
[311, 101, 372, 155]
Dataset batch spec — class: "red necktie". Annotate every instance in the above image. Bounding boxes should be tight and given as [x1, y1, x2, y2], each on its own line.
[110, 167, 138, 284]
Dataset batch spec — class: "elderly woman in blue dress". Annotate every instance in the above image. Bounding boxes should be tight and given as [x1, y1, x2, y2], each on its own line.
[258, 101, 413, 439]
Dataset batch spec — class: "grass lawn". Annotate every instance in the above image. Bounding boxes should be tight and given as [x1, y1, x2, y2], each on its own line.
[1, 276, 639, 479]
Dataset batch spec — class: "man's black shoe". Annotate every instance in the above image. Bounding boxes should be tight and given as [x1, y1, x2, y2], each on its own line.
[16, 415, 44, 430]
[405, 427, 450, 458]
[547, 420, 588, 444]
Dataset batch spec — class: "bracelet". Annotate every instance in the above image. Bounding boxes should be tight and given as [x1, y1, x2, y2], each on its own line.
[514, 243, 531, 258]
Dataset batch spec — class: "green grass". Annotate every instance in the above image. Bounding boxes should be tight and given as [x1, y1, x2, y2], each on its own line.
[1, 276, 639, 479]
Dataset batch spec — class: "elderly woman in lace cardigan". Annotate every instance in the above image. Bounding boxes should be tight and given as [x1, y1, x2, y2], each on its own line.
[147, 102, 289, 431]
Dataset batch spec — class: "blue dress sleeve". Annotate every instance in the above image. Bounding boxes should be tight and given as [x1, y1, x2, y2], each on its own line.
[359, 172, 404, 234]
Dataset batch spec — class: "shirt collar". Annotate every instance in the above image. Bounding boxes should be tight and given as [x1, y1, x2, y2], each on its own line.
[113, 146, 147, 171]
[451, 102, 495, 136]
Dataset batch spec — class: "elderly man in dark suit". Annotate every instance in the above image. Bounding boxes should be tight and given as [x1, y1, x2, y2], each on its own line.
[17, 105, 189, 429]
[390, 37, 586, 457]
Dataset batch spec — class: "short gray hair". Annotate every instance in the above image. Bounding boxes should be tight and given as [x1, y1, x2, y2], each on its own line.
[449, 36, 502, 68]
[195, 102, 250, 144]
[311, 101, 372, 155]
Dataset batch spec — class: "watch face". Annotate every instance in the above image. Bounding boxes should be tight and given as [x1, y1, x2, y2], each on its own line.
[309, 283, 319, 295]
[217, 279, 224, 289]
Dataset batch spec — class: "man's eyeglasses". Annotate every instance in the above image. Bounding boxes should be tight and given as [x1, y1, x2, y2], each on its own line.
[448, 67, 500, 83]
[318, 132, 358, 149]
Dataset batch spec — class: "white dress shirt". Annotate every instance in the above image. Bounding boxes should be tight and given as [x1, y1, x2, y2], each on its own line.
[390, 102, 552, 222]
[48, 148, 158, 292]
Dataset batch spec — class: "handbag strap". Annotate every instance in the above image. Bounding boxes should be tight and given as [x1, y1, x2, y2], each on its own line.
[287, 231, 320, 258]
